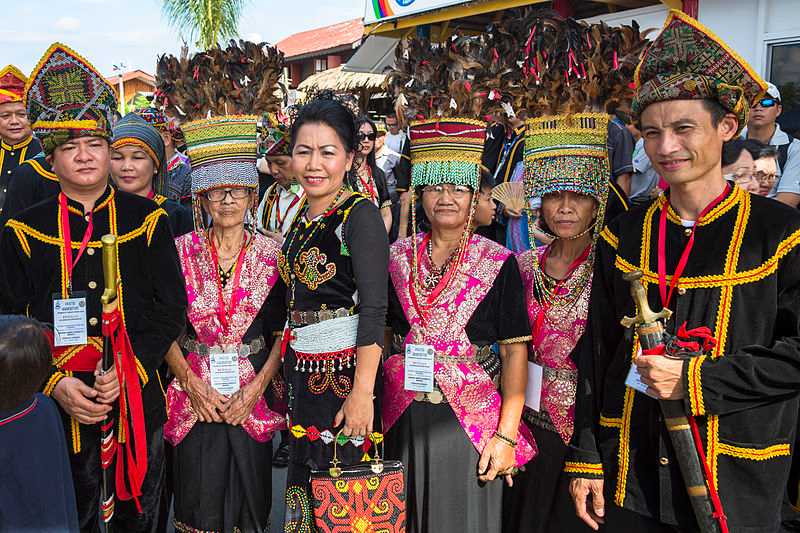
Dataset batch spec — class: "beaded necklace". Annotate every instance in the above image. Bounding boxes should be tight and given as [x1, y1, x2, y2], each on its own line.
[281, 186, 348, 310]
[423, 237, 460, 290]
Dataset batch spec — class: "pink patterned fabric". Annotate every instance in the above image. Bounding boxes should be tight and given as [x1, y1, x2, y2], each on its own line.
[164, 231, 285, 446]
[383, 233, 536, 467]
[517, 246, 591, 444]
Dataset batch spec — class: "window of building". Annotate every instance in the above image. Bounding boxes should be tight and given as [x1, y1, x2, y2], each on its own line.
[314, 58, 328, 73]
[768, 41, 800, 136]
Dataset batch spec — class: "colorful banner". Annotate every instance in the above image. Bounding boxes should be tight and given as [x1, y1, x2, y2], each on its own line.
[365, 0, 469, 25]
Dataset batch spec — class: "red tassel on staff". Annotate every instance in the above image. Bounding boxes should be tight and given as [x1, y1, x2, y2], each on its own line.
[102, 308, 148, 512]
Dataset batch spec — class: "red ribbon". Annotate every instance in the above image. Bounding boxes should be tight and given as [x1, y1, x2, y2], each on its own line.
[532, 244, 591, 340]
[408, 233, 466, 327]
[207, 232, 248, 333]
[657, 185, 730, 308]
[655, 186, 731, 533]
[59, 193, 94, 295]
[102, 308, 147, 512]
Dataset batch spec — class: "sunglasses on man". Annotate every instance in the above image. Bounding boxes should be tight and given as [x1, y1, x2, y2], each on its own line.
[358, 132, 376, 141]
[757, 97, 780, 108]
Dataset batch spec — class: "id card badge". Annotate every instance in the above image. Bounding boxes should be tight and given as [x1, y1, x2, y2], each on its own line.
[525, 362, 544, 412]
[52, 292, 88, 347]
[404, 344, 435, 393]
[210, 353, 240, 395]
[625, 346, 656, 398]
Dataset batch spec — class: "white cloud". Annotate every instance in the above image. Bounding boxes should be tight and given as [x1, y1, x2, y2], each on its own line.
[54, 16, 81, 32]
[245, 32, 263, 43]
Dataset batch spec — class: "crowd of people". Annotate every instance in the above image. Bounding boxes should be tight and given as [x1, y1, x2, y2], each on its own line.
[1, 7, 800, 533]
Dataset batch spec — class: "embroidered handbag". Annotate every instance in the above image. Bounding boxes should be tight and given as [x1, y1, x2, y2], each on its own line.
[310, 431, 406, 533]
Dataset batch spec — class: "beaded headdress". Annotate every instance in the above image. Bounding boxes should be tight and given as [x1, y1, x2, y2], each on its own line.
[523, 113, 611, 309]
[633, 10, 767, 134]
[259, 112, 291, 157]
[0, 65, 27, 105]
[409, 117, 487, 190]
[136, 107, 168, 131]
[183, 115, 258, 195]
[524, 113, 610, 203]
[112, 113, 167, 196]
[24, 43, 118, 154]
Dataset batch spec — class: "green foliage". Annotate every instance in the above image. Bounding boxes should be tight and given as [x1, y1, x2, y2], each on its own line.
[162, 0, 250, 50]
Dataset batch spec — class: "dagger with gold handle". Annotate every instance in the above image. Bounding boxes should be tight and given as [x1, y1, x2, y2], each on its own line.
[621, 270, 721, 533]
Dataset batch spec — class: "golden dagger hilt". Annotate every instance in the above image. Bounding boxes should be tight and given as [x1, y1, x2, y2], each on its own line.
[100, 234, 119, 306]
[620, 270, 672, 329]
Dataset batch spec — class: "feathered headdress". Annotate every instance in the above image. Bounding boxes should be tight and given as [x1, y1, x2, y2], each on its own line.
[514, 10, 650, 117]
[154, 40, 285, 120]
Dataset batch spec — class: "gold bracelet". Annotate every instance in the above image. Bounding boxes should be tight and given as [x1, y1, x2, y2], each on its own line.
[494, 430, 517, 448]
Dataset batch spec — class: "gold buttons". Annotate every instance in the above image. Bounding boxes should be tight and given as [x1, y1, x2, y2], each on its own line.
[677, 287, 687, 296]
[659, 457, 669, 466]
[88, 281, 97, 289]
[683, 228, 692, 237]
[89, 317, 98, 326]
[86, 248, 95, 256]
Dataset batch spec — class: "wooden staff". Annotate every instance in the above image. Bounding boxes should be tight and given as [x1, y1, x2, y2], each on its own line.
[100, 234, 118, 526]
[620, 270, 721, 533]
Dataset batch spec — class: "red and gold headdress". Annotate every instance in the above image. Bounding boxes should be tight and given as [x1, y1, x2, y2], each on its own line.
[0, 65, 26, 105]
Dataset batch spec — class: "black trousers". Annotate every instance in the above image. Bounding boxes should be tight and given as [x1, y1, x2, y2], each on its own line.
[69, 424, 165, 533]
[603, 505, 699, 533]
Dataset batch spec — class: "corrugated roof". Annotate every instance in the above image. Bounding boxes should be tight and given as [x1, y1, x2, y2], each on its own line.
[276, 18, 364, 60]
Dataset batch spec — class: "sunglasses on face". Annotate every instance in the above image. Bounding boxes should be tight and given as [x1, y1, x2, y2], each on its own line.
[358, 132, 376, 141]
[757, 98, 780, 108]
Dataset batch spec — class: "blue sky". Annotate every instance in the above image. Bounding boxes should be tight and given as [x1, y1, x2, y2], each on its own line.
[2, 0, 366, 78]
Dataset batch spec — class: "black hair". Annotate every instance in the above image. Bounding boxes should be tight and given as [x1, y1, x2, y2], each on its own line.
[742, 138, 777, 161]
[702, 99, 729, 128]
[480, 168, 494, 191]
[0, 315, 52, 411]
[721, 139, 749, 167]
[355, 115, 378, 169]
[290, 96, 357, 154]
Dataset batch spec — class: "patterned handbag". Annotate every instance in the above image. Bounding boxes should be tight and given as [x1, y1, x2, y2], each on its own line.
[310, 431, 406, 533]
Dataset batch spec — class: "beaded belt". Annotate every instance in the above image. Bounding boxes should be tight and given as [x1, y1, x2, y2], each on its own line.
[290, 314, 359, 372]
[179, 334, 266, 357]
[289, 307, 354, 327]
[414, 345, 499, 404]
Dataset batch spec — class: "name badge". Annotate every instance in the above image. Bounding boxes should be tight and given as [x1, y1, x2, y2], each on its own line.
[210, 353, 240, 396]
[53, 293, 87, 347]
[404, 344, 434, 393]
[625, 346, 656, 398]
[525, 362, 544, 412]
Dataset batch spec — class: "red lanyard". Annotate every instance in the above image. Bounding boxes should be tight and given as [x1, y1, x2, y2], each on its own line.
[208, 231, 248, 332]
[147, 190, 155, 200]
[657, 185, 730, 309]
[274, 190, 301, 228]
[408, 233, 466, 325]
[532, 244, 590, 339]
[59, 193, 94, 296]
[359, 166, 377, 202]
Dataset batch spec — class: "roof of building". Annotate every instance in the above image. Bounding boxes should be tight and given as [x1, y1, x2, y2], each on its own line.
[277, 18, 364, 60]
[105, 69, 155, 86]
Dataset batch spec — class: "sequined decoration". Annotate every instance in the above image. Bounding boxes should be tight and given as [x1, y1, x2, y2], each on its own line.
[307, 360, 353, 398]
[293, 346, 355, 373]
[284, 486, 313, 533]
[293, 247, 336, 291]
[518, 246, 589, 444]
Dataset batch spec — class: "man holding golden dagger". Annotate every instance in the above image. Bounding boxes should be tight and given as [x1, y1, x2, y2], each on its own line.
[0, 42, 186, 532]
[566, 11, 800, 533]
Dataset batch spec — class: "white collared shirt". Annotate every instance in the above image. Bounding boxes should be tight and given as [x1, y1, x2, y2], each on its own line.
[255, 183, 305, 236]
